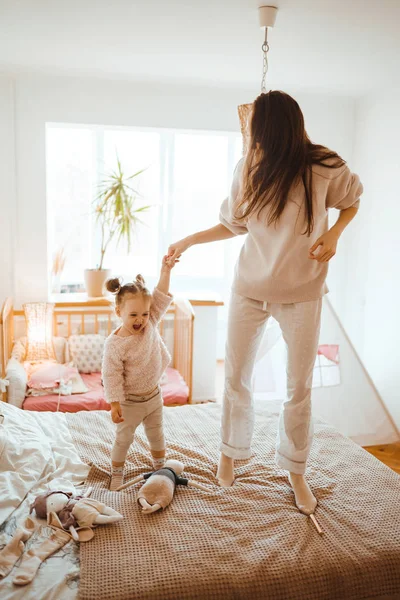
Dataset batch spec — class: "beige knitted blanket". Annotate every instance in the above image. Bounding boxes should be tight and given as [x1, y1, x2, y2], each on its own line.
[66, 402, 400, 600]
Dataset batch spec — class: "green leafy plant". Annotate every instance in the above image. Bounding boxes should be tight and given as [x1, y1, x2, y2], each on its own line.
[94, 157, 150, 270]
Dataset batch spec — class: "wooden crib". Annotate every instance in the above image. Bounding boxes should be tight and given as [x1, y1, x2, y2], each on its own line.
[0, 296, 194, 404]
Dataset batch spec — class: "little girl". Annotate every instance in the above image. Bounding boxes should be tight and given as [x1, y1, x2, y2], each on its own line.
[102, 256, 176, 490]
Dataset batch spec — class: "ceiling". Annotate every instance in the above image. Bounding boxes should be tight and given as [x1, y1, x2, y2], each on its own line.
[0, 0, 399, 96]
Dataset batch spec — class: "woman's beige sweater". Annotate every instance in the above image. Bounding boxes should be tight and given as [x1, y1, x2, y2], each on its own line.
[219, 158, 363, 303]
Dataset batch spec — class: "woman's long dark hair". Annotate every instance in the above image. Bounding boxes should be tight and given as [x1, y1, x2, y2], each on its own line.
[235, 91, 345, 236]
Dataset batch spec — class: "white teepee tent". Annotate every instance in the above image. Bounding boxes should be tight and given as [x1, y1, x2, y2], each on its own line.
[253, 296, 399, 446]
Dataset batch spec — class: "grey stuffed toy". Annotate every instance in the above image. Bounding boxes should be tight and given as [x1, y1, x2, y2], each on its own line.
[117, 459, 210, 514]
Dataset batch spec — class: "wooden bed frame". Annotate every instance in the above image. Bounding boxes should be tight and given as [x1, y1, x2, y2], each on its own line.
[0, 296, 194, 403]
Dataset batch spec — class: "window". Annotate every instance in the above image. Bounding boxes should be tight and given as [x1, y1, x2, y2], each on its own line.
[46, 124, 243, 297]
[171, 133, 228, 277]
[46, 126, 94, 289]
[103, 129, 161, 277]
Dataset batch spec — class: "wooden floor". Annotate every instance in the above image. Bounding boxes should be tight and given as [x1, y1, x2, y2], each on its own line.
[364, 443, 400, 474]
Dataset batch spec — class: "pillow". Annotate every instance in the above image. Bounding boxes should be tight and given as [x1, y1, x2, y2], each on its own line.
[26, 382, 69, 397]
[12, 337, 69, 364]
[70, 371, 89, 394]
[68, 334, 106, 373]
[5, 358, 28, 409]
[27, 362, 78, 390]
[25, 371, 89, 396]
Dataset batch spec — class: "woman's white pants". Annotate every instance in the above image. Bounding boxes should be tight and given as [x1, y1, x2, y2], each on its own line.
[220, 293, 322, 475]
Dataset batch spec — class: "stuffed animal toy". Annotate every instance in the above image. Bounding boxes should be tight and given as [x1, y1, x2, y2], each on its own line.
[116, 459, 210, 514]
[30, 487, 123, 541]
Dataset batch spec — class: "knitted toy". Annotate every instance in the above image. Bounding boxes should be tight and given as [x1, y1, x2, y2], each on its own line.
[30, 487, 123, 541]
[117, 459, 210, 514]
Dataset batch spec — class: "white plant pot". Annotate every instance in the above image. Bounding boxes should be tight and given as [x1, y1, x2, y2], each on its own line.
[84, 269, 111, 298]
[51, 273, 62, 294]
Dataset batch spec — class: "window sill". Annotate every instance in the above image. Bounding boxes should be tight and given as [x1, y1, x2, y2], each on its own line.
[49, 292, 224, 307]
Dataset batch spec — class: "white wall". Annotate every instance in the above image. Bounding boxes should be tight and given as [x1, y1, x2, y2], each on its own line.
[8, 74, 255, 307]
[0, 78, 16, 305]
[0, 73, 356, 311]
[340, 89, 400, 429]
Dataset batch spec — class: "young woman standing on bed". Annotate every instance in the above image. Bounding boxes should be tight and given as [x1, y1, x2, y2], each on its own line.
[167, 91, 362, 516]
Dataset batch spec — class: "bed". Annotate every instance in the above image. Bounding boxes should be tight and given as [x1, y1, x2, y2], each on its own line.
[0, 296, 194, 410]
[20, 367, 189, 412]
[0, 400, 89, 600]
[1, 398, 400, 600]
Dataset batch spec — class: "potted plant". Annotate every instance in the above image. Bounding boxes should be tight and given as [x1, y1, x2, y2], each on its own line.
[84, 157, 150, 298]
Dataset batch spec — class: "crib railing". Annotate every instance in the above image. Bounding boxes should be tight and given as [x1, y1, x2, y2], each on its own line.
[173, 297, 195, 403]
[0, 298, 13, 402]
[53, 309, 115, 337]
[1, 298, 194, 403]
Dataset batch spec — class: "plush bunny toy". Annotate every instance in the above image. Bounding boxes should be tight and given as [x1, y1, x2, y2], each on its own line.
[116, 459, 210, 514]
[30, 487, 123, 541]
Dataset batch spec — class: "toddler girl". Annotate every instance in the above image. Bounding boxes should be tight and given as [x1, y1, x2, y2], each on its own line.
[102, 256, 176, 490]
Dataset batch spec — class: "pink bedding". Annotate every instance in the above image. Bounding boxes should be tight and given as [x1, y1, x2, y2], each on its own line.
[23, 367, 189, 413]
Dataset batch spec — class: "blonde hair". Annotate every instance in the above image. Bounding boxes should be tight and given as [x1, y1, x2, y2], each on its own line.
[105, 275, 151, 308]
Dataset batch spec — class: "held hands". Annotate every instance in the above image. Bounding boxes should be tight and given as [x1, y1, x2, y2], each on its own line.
[111, 402, 124, 424]
[157, 255, 178, 295]
[309, 229, 340, 263]
[167, 237, 192, 261]
[162, 254, 179, 270]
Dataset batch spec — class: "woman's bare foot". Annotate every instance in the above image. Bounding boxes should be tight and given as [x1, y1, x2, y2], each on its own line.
[288, 473, 317, 515]
[217, 453, 235, 487]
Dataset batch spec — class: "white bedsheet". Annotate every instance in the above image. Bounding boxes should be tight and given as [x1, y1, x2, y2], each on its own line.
[0, 402, 89, 600]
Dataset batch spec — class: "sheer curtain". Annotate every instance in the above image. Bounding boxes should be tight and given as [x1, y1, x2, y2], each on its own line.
[46, 124, 243, 298]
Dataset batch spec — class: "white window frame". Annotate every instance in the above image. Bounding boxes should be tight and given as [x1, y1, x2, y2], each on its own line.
[46, 122, 243, 298]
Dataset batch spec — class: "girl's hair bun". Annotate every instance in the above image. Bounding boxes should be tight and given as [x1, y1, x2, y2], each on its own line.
[105, 277, 122, 294]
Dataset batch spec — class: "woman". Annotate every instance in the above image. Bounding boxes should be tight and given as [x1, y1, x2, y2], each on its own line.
[168, 91, 362, 515]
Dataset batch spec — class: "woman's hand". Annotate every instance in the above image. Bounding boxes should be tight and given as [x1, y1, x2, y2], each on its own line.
[111, 402, 124, 424]
[309, 229, 340, 263]
[168, 236, 192, 261]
